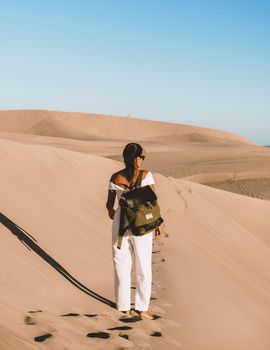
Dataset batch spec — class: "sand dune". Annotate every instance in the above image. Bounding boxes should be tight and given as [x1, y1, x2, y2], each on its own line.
[0, 135, 270, 349]
[0, 109, 256, 143]
[1, 110, 270, 201]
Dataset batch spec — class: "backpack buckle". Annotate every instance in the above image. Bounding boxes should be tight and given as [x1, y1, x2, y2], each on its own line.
[127, 199, 134, 208]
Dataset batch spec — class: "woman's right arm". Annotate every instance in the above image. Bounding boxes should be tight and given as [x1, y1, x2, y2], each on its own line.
[106, 174, 117, 219]
[106, 189, 116, 219]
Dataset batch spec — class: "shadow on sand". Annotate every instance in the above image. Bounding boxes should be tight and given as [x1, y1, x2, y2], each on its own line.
[0, 212, 116, 308]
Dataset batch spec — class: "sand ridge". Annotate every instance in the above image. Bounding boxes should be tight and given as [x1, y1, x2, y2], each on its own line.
[0, 109, 256, 143]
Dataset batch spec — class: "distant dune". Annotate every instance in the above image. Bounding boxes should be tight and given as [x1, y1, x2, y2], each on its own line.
[0, 110, 269, 201]
[0, 109, 256, 144]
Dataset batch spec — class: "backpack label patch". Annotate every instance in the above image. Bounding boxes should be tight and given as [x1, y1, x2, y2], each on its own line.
[145, 213, 153, 220]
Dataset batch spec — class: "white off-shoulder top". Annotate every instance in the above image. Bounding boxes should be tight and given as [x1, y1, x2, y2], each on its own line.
[108, 171, 155, 202]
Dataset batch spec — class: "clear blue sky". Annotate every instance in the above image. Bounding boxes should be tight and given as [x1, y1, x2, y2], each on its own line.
[0, 0, 269, 145]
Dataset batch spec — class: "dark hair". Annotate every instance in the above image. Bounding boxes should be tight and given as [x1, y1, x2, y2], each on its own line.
[122, 143, 144, 181]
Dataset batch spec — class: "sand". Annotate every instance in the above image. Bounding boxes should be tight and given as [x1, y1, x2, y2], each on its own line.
[0, 110, 269, 349]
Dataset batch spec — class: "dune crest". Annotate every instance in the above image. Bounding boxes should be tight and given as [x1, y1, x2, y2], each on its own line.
[0, 109, 255, 144]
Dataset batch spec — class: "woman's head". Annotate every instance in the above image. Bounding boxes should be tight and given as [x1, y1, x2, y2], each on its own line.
[122, 143, 145, 181]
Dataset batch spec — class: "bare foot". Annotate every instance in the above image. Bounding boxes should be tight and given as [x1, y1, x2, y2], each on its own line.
[138, 311, 153, 319]
[121, 310, 131, 317]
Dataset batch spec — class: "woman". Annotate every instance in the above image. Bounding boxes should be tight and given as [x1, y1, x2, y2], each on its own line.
[106, 143, 161, 319]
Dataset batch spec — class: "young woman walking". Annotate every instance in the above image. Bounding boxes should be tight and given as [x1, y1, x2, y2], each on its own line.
[106, 143, 161, 319]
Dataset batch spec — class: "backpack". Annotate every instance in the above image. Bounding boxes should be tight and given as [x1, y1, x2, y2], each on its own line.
[117, 170, 164, 249]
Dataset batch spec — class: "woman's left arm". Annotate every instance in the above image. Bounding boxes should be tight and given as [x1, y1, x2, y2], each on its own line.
[148, 175, 164, 238]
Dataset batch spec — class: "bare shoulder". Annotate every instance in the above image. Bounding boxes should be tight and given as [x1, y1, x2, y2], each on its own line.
[142, 169, 149, 179]
[110, 169, 149, 183]
[110, 171, 121, 183]
[110, 169, 128, 183]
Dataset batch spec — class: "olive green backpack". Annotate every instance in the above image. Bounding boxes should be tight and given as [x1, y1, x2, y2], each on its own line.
[117, 170, 164, 249]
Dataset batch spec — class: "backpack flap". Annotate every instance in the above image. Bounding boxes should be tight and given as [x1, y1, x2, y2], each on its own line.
[121, 185, 157, 207]
[131, 201, 163, 236]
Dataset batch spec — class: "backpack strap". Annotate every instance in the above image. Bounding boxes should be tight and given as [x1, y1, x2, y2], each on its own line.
[117, 205, 129, 249]
[129, 169, 143, 190]
[135, 169, 143, 189]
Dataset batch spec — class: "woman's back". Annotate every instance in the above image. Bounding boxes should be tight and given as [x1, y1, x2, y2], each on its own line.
[108, 169, 155, 202]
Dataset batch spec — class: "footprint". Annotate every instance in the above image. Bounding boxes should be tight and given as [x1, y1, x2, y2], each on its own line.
[152, 314, 162, 320]
[34, 333, 52, 342]
[84, 313, 98, 318]
[119, 333, 129, 340]
[60, 313, 80, 317]
[28, 310, 42, 313]
[24, 316, 36, 325]
[107, 326, 132, 331]
[119, 316, 142, 323]
[87, 331, 110, 339]
[151, 331, 162, 337]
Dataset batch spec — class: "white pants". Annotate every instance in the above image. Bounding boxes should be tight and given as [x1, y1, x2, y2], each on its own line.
[112, 207, 153, 311]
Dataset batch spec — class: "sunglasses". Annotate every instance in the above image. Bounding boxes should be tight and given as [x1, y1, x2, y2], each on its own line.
[139, 155, 145, 160]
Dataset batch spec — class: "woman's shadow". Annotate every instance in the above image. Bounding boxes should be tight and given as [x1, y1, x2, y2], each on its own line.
[0, 212, 116, 308]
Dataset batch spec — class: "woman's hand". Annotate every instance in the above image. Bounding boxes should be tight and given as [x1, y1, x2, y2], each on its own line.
[108, 208, 116, 220]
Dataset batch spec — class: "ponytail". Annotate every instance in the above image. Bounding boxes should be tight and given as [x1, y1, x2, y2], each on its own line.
[122, 143, 144, 181]
[124, 160, 135, 182]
